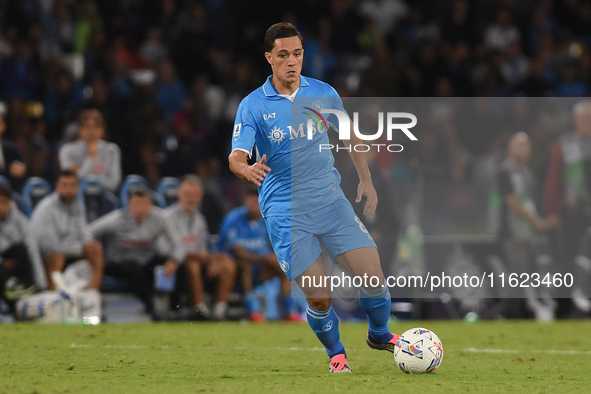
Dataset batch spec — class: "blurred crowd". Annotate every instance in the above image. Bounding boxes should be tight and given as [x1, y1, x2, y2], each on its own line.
[0, 0, 590, 198]
[1, 0, 591, 320]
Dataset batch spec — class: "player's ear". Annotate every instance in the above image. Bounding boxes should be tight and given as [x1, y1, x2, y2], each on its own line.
[265, 51, 273, 65]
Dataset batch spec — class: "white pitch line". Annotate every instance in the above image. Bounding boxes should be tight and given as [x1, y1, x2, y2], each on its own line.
[463, 347, 591, 355]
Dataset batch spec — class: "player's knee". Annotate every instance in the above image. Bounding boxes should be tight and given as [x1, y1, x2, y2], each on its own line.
[307, 297, 331, 311]
[84, 241, 103, 258]
[90, 256, 104, 270]
[222, 256, 237, 276]
[43, 253, 66, 271]
[186, 260, 201, 275]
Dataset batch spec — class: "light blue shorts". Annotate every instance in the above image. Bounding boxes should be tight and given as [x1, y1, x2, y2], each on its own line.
[264, 197, 377, 281]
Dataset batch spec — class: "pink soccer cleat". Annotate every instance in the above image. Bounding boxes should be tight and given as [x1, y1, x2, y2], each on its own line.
[329, 354, 352, 373]
[366, 332, 400, 353]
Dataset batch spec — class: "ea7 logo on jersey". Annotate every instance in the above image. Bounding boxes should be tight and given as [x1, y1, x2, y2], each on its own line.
[233, 123, 241, 137]
[263, 112, 276, 120]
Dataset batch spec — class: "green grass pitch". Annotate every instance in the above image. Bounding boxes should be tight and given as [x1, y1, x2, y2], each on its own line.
[1, 320, 591, 393]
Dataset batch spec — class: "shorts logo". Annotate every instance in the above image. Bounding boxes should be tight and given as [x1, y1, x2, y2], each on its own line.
[322, 320, 333, 331]
[268, 126, 287, 144]
[279, 260, 289, 272]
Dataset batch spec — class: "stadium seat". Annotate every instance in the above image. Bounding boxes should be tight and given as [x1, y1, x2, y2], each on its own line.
[21, 177, 53, 217]
[0, 175, 26, 214]
[156, 177, 180, 208]
[119, 174, 165, 208]
[77, 177, 120, 222]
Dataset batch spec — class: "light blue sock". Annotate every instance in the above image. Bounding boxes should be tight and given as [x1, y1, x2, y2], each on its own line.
[262, 277, 281, 320]
[359, 283, 393, 344]
[306, 304, 345, 358]
[283, 295, 295, 314]
[244, 290, 261, 314]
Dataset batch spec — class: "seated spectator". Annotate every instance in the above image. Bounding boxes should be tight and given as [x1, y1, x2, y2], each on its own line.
[0, 184, 43, 306]
[89, 185, 186, 317]
[58, 109, 121, 193]
[0, 113, 27, 190]
[218, 187, 301, 322]
[163, 175, 236, 320]
[30, 170, 104, 291]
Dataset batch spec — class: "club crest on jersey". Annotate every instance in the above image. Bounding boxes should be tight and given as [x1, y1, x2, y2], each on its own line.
[268, 126, 287, 144]
[311, 101, 324, 111]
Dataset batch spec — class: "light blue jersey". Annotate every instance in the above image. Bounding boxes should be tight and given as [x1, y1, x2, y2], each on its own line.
[231, 75, 376, 280]
[231, 75, 347, 217]
[218, 206, 272, 256]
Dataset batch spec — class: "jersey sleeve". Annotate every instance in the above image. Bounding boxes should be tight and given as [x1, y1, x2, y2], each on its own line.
[231, 98, 257, 156]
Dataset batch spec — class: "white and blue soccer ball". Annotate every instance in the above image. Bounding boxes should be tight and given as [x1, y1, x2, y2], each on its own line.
[394, 327, 444, 374]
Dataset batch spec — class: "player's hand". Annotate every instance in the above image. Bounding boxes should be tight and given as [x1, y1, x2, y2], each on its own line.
[243, 154, 271, 186]
[163, 260, 179, 277]
[356, 179, 378, 217]
[532, 216, 551, 233]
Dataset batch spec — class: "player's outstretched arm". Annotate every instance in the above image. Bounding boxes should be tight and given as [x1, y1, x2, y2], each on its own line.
[342, 121, 378, 217]
[228, 150, 271, 187]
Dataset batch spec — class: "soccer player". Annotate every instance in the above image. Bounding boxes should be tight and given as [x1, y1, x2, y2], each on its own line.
[228, 22, 398, 373]
[544, 99, 591, 316]
[496, 132, 556, 320]
[218, 186, 300, 322]
[0, 183, 44, 303]
[89, 185, 186, 316]
[31, 170, 104, 291]
[163, 175, 237, 320]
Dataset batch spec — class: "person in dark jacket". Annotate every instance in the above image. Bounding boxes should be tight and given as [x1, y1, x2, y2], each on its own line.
[0, 113, 27, 190]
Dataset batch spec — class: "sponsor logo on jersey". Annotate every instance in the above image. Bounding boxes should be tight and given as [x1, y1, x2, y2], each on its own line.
[268, 126, 287, 144]
[233, 123, 241, 137]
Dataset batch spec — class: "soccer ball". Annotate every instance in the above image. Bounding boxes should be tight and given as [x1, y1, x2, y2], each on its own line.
[394, 327, 443, 374]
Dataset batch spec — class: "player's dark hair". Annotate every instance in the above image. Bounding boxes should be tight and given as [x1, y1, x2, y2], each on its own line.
[264, 22, 303, 52]
[0, 183, 12, 199]
[127, 184, 150, 199]
[78, 109, 106, 129]
[181, 174, 203, 187]
[58, 169, 78, 181]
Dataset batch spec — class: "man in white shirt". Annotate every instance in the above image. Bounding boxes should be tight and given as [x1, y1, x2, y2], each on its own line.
[164, 176, 236, 320]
